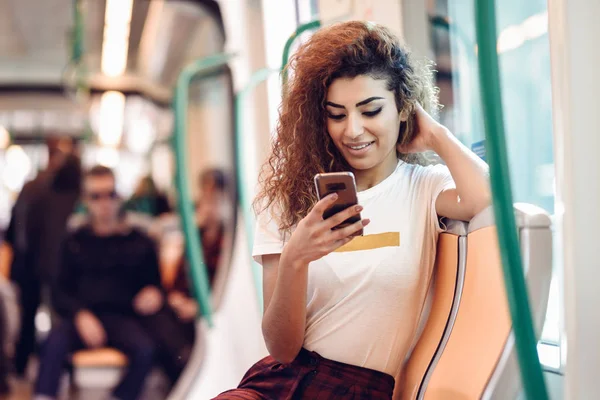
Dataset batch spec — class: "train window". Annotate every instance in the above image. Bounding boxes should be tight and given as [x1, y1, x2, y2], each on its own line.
[297, 0, 320, 23]
[263, 0, 298, 134]
[430, 0, 561, 368]
[262, 0, 320, 135]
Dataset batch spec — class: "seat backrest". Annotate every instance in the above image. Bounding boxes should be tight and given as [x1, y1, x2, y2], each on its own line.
[401, 204, 553, 400]
[481, 203, 553, 400]
[400, 220, 468, 400]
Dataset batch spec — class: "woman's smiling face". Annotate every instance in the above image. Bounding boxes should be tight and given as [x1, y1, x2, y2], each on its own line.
[326, 75, 402, 176]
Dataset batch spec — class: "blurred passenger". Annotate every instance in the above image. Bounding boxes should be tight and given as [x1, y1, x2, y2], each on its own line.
[28, 153, 82, 287]
[159, 255, 198, 382]
[193, 168, 228, 286]
[213, 22, 490, 399]
[34, 166, 162, 400]
[1, 138, 72, 377]
[169, 260, 198, 321]
[140, 280, 197, 386]
[124, 175, 171, 218]
[0, 292, 9, 395]
[0, 275, 18, 395]
[145, 168, 232, 385]
[174, 168, 228, 292]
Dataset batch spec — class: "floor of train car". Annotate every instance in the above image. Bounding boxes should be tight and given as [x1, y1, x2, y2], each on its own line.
[1, 358, 170, 400]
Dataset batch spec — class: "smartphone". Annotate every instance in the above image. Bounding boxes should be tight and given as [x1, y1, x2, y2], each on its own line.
[314, 172, 363, 236]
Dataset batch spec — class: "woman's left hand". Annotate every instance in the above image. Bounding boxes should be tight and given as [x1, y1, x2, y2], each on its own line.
[397, 103, 445, 154]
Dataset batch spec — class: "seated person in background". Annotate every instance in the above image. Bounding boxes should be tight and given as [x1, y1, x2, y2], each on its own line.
[0, 275, 18, 395]
[167, 168, 229, 326]
[141, 263, 197, 386]
[168, 261, 198, 323]
[124, 176, 171, 218]
[34, 166, 163, 400]
[145, 168, 233, 385]
[0, 294, 10, 395]
[194, 168, 228, 286]
[165, 254, 197, 344]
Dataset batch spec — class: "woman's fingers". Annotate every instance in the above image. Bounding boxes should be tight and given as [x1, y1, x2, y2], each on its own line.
[323, 204, 363, 230]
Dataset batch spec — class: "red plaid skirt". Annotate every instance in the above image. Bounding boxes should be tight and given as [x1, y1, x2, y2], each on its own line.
[212, 348, 395, 399]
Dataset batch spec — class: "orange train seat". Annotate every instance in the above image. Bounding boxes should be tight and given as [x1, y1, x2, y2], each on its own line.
[400, 203, 553, 400]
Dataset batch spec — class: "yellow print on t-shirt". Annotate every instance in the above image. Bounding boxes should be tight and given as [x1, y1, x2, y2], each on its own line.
[335, 232, 400, 253]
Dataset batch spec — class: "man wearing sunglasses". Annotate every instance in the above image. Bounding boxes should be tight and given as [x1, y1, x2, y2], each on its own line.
[34, 166, 162, 400]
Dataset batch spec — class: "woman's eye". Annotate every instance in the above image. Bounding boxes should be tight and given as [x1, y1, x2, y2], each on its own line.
[363, 108, 383, 117]
[327, 113, 346, 120]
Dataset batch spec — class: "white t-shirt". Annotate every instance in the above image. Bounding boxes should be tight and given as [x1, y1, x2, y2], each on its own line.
[252, 160, 455, 377]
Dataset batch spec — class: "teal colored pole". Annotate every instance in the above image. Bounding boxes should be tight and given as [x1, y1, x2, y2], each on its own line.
[173, 53, 236, 327]
[474, 2, 549, 399]
[67, 0, 89, 100]
[281, 20, 322, 85]
[71, 0, 84, 64]
[234, 68, 279, 310]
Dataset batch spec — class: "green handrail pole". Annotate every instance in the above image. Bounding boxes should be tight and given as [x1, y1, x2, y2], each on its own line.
[234, 68, 279, 310]
[173, 53, 235, 327]
[67, 0, 89, 100]
[281, 20, 321, 85]
[474, 2, 549, 399]
[71, 0, 84, 64]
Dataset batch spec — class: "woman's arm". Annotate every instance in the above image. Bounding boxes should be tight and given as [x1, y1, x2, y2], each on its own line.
[399, 104, 491, 221]
[431, 128, 491, 221]
[261, 253, 308, 364]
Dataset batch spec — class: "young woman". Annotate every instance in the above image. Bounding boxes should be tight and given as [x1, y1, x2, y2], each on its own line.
[214, 21, 490, 399]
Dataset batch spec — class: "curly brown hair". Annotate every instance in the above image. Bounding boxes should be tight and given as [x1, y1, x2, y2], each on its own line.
[254, 21, 439, 233]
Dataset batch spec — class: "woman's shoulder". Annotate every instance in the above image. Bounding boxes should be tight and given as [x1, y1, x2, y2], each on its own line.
[385, 161, 452, 202]
[398, 160, 451, 181]
[254, 199, 289, 246]
[255, 197, 284, 223]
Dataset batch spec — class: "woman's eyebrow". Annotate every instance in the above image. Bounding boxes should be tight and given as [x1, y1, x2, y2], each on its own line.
[325, 101, 344, 109]
[325, 96, 385, 109]
[356, 96, 384, 107]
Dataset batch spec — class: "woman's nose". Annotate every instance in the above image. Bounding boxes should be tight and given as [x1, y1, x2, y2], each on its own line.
[345, 113, 364, 139]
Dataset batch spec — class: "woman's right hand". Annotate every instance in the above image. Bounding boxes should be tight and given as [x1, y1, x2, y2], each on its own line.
[283, 193, 369, 266]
